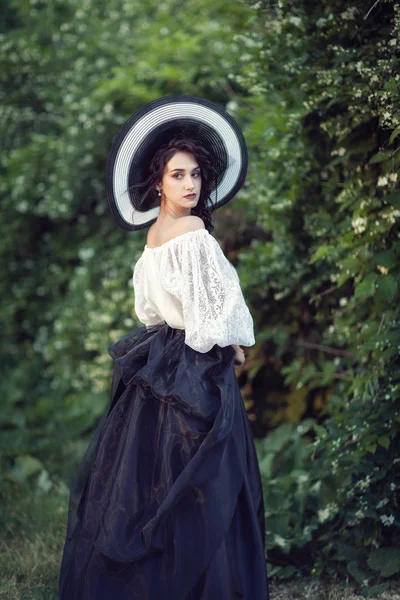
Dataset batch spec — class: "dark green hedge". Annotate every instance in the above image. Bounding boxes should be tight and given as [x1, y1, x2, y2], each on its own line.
[0, 0, 399, 593]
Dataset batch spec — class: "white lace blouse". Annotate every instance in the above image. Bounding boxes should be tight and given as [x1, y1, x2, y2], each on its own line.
[132, 228, 255, 353]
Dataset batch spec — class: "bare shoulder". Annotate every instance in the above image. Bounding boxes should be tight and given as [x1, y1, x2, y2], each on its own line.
[175, 215, 206, 234]
[146, 216, 206, 248]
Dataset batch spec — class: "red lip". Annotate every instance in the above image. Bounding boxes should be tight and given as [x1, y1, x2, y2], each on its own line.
[184, 194, 196, 199]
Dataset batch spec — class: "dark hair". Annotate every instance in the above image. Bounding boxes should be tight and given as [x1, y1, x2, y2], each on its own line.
[137, 137, 219, 233]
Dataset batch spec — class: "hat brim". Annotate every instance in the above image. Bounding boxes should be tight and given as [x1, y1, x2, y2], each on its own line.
[105, 95, 248, 231]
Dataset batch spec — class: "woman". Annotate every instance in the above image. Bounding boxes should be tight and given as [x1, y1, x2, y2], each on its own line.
[59, 96, 270, 599]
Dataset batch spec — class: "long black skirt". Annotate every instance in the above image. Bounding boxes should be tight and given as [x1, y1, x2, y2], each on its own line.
[59, 323, 270, 599]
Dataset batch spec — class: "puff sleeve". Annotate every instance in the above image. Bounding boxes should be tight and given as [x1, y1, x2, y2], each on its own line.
[159, 229, 255, 353]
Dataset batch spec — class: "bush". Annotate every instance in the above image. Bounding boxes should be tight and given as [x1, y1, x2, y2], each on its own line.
[231, 0, 400, 593]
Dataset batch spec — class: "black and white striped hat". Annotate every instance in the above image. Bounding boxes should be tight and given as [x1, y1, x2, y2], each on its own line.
[105, 95, 248, 231]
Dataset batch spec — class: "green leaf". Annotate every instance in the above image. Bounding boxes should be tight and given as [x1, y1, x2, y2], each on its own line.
[376, 275, 398, 302]
[368, 547, 400, 577]
[365, 584, 390, 597]
[347, 560, 370, 585]
[372, 250, 397, 270]
[366, 443, 377, 454]
[389, 126, 400, 145]
[378, 435, 390, 449]
[384, 192, 400, 208]
[354, 273, 377, 299]
[369, 151, 390, 164]
[277, 565, 297, 579]
[267, 515, 290, 538]
[335, 542, 361, 562]
[309, 244, 333, 264]
[7, 455, 44, 483]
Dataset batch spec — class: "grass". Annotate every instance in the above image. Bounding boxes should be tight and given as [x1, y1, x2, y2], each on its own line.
[0, 478, 68, 600]
[0, 437, 86, 600]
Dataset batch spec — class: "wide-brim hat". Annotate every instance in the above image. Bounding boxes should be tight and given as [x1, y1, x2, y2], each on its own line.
[105, 95, 248, 231]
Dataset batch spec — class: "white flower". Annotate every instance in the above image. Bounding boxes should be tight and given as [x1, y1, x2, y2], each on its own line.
[377, 265, 389, 275]
[273, 534, 287, 548]
[17, 201, 29, 212]
[341, 7, 358, 20]
[288, 16, 302, 28]
[79, 247, 95, 261]
[318, 507, 330, 522]
[376, 498, 389, 509]
[357, 475, 372, 490]
[389, 172, 398, 182]
[352, 216, 367, 234]
[226, 100, 239, 112]
[377, 176, 388, 186]
[380, 514, 395, 526]
[98, 314, 113, 324]
[119, 23, 129, 35]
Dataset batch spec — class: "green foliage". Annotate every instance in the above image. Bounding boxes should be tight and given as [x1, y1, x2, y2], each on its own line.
[231, 0, 400, 591]
[256, 408, 399, 594]
[1, 0, 399, 593]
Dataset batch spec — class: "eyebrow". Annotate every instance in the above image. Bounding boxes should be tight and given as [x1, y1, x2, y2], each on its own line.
[170, 167, 200, 173]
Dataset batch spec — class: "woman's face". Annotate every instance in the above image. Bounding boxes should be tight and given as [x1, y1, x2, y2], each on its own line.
[158, 151, 201, 211]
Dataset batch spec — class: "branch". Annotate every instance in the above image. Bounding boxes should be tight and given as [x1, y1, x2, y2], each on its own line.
[296, 340, 353, 357]
[364, 0, 381, 20]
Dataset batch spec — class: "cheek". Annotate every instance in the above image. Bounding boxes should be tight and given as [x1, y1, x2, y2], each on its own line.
[164, 178, 174, 190]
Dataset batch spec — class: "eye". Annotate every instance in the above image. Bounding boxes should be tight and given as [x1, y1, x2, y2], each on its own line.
[172, 171, 201, 179]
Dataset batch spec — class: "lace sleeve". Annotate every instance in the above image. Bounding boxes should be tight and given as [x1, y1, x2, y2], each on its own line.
[159, 229, 255, 353]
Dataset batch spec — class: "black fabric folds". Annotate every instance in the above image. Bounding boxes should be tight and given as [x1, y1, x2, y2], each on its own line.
[59, 323, 270, 599]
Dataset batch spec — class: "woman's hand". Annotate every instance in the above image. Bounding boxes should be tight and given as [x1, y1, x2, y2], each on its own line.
[232, 344, 245, 367]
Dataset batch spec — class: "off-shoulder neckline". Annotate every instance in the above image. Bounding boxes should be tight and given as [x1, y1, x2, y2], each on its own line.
[143, 228, 209, 252]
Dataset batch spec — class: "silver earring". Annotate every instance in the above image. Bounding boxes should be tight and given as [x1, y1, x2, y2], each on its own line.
[158, 190, 161, 197]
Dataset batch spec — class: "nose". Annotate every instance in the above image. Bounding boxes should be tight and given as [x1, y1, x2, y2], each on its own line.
[185, 175, 195, 190]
